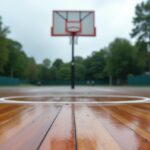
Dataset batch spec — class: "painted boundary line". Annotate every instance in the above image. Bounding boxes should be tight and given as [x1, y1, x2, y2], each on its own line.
[0, 95, 150, 104]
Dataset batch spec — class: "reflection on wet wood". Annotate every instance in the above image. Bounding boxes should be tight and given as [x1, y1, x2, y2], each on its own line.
[39, 105, 75, 150]
[0, 103, 150, 150]
[75, 105, 121, 150]
[102, 106, 150, 141]
[0, 87, 150, 150]
[0, 104, 61, 150]
[91, 105, 150, 150]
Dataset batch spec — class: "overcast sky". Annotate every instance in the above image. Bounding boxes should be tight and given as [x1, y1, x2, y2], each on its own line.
[0, 0, 144, 63]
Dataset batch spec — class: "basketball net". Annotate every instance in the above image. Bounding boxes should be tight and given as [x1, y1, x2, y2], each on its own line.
[69, 35, 79, 45]
[66, 21, 81, 45]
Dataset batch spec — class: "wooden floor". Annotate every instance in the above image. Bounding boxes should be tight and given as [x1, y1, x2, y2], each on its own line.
[0, 86, 150, 150]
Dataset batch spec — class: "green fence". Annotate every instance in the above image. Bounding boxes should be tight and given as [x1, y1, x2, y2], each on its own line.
[128, 75, 150, 86]
[0, 76, 20, 85]
[0, 76, 109, 86]
[32, 79, 109, 86]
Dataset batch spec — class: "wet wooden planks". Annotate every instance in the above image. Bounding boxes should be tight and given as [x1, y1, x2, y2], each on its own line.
[73, 104, 150, 150]
[0, 104, 62, 150]
[90, 105, 150, 150]
[75, 105, 122, 150]
[0, 103, 150, 149]
[39, 105, 75, 150]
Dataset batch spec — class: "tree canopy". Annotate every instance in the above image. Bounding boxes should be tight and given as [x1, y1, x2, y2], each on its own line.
[0, 16, 10, 38]
[106, 38, 143, 83]
[131, 0, 150, 43]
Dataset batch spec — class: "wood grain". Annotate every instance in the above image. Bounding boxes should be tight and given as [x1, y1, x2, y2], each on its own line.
[75, 105, 122, 150]
[0, 104, 62, 150]
[39, 105, 75, 150]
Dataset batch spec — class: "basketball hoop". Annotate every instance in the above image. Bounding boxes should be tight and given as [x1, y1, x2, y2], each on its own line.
[51, 10, 96, 89]
[66, 20, 81, 36]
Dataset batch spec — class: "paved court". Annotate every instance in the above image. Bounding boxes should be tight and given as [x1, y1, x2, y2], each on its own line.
[0, 86, 150, 150]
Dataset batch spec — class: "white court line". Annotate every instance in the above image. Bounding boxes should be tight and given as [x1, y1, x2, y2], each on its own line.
[0, 95, 149, 104]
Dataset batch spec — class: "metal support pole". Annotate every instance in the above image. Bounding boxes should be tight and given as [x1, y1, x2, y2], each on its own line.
[71, 35, 75, 89]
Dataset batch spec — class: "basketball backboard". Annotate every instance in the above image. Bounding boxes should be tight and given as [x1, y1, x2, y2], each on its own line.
[51, 10, 96, 36]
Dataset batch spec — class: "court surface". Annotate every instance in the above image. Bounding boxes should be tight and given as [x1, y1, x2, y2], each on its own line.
[0, 86, 150, 150]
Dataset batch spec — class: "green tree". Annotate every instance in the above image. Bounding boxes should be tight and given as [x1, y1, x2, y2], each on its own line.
[37, 64, 43, 80]
[38, 58, 51, 80]
[0, 16, 10, 73]
[131, 0, 150, 72]
[52, 59, 63, 69]
[0, 16, 10, 38]
[75, 56, 86, 80]
[106, 38, 141, 84]
[75, 63, 86, 80]
[43, 58, 51, 69]
[4, 39, 29, 79]
[14, 51, 28, 79]
[0, 38, 9, 73]
[51, 59, 64, 80]
[131, 0, 150, 43]
[84, 49, 108, 80]
[135, 41, 150, 72]
[27, 57, 38, 80]
[75, 56, 84, 64]
[49, 66, 57, 80]
[4, 39, 21, 77]
[58, 63, 70, 80]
